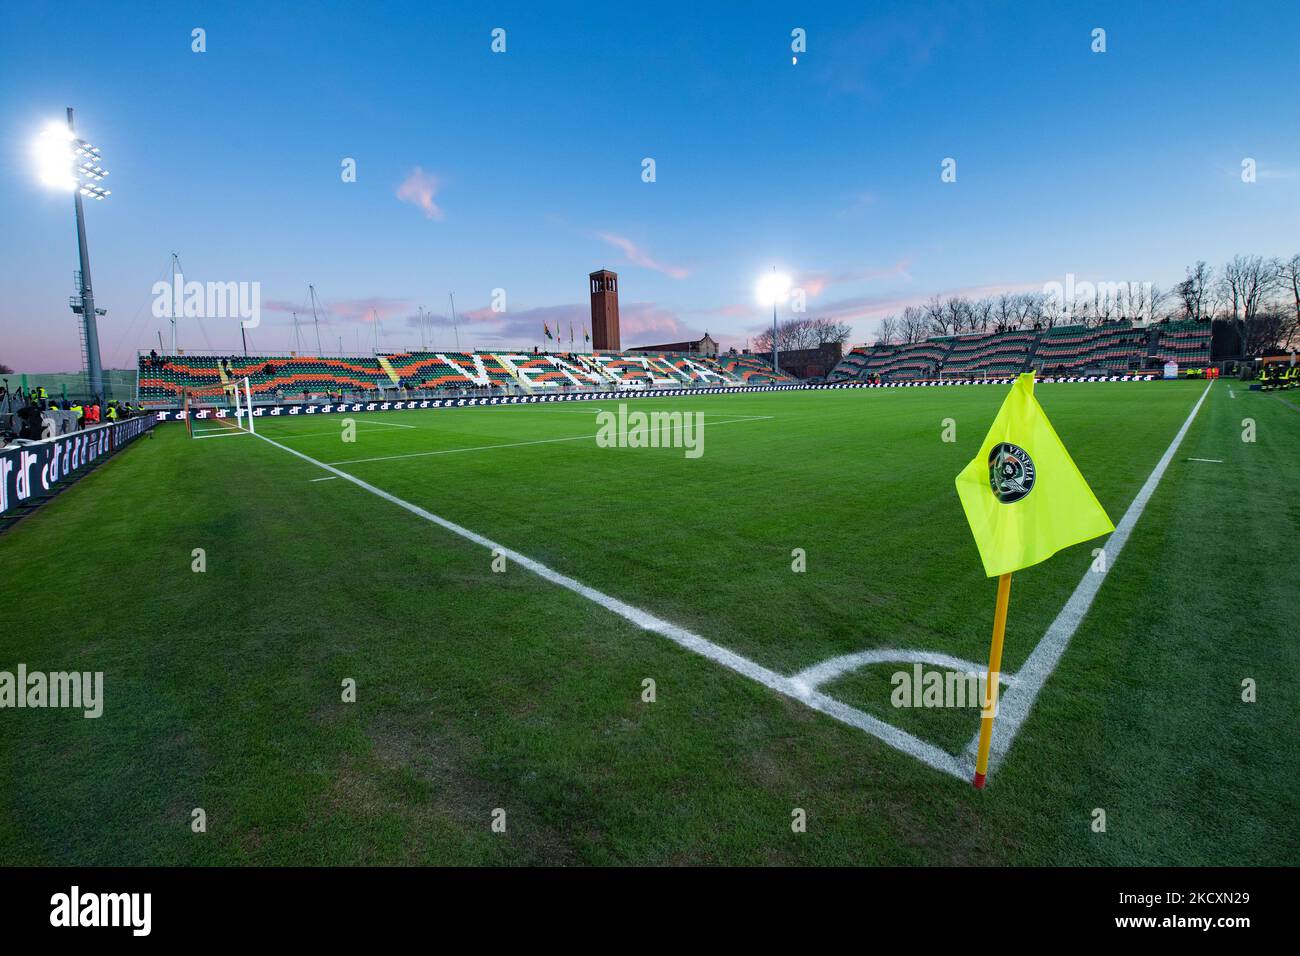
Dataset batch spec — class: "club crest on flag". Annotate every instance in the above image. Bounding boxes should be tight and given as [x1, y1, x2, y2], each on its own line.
[988, 442, 1035, 503]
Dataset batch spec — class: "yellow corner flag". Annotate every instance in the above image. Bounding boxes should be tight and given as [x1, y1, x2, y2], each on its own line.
[956, 372, 1113, 789]
[955, 372, 1113, 578]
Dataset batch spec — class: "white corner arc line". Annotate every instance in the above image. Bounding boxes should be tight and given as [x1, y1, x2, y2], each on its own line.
[961, 381, 1215, 777]
[791, 649, 1014, 693]
[251, 429, 967, 780]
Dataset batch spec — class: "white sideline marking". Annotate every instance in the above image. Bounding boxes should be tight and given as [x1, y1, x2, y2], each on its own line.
[1186, 457, 1222, 463]
[193, 429, 249, 439]
[790, 649, 1015, 695]
[252, 429, 968, 781]
[1229, 389, 1236, 399]
[359, 420, 416, 429]
[326, 416, 775, 466]
[960, 381, 1214, 778]
[310, 476, 338, 482]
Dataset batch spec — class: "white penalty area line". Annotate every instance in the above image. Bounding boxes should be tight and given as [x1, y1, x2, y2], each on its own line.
[252, 428, 968, 780]
[326, 416, 775, 466]
[959, 380, 1215, 778]
[1186, 458, 1223, 463]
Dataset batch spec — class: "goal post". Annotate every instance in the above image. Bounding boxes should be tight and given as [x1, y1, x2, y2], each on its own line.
[188, 378, 256, 439]
[242, 376, 256, 435]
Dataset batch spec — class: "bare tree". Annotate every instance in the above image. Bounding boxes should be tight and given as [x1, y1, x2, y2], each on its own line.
[922, 296, 947, 336]
[943, 296, 972, 335]
[1275, 254, 1300, 352]
[994, 293, 1016, 331]
[875, 315, 899, 345]
[1042, 294, 1063, 328]
[900, 305, 928, 344]
[809, 317, 852, 347]
[971, 297, 994, 333]
[1219, 255, 1281, 357]
[1174, 261, 1213, 322]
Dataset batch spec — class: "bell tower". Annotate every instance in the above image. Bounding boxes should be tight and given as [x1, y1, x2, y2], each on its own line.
[589, 269, 620, 351]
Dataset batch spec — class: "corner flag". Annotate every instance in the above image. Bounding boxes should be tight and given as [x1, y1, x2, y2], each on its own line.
[955, 372, 1113, 578]
[955, 372, 1113, 788]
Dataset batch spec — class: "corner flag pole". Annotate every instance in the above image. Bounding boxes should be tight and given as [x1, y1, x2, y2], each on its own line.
[973, 572, 1012, 789]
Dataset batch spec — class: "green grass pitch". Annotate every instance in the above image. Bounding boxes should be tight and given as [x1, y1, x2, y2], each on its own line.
[1, 381, 1296, 865]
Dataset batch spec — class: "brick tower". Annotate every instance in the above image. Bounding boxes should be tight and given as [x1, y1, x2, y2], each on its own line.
[589, 269, 620, 351]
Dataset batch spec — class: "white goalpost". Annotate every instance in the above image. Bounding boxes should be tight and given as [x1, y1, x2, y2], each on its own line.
[188, 377, 256, 439]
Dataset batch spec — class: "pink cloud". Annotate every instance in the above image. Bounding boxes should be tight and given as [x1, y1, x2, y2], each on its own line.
[797, 258, 913, 296]
[396, 167, 445, 221]
[596, 232, 689, 279]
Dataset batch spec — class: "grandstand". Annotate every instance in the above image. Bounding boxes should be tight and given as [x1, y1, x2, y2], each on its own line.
[137, 349, 795, 404]
[1149, 320, 1212, 367]
[824, 320, 1219, 384]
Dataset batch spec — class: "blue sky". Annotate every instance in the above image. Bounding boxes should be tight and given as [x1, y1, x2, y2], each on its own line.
[2, 0, 1297, 371]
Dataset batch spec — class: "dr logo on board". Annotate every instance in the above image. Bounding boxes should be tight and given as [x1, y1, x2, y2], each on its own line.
[988, 442, 1035, 503]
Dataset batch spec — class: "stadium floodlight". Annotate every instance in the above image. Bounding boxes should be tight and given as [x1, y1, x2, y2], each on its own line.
[756, 270, 791, 376]
[34, 123, 78, 191]
[756, 271, 791, 307]
[33, 108, 111, 400]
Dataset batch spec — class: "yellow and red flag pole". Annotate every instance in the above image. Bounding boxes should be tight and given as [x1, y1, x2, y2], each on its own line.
[973, 572, 1012, 789]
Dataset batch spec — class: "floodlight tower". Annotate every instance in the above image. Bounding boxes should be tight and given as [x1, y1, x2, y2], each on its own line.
[757, 269, 791, 377]
[35, 108, 111, 399]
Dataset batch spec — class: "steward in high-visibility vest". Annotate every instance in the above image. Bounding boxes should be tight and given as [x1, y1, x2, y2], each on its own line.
[107, 404, 118, 421]
[70, 403, 84, 426]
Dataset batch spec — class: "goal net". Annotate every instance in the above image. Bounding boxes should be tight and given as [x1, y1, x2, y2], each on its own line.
[185, 377, 257, 439]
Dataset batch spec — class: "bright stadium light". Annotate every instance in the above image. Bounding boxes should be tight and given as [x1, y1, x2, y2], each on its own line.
[34, 122, 78, 191]
[757, 269, 791, 376]
[33, 108, 112, 402]
[756, 270, 792, 307]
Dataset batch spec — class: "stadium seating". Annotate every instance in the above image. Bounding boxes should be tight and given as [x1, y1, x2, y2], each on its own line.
[713, 353, 797, 384]
[860, 342, 952, 380]
[827, 347, 872, 382]
[1149, 320, 1211, 367]
[137, 354, 392, 402]
[940, 331, 1038, 377]
[137, 349, 793, 403]
[1032, 323, 1147, 373]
